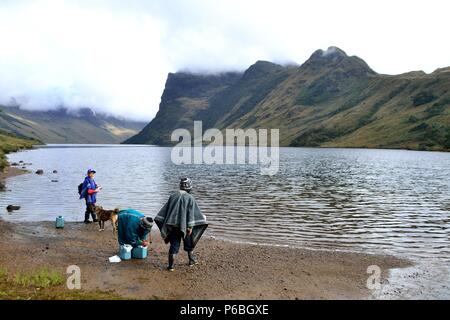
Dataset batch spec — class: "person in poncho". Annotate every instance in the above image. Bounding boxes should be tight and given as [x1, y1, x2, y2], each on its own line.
[155, 177, 208, 271]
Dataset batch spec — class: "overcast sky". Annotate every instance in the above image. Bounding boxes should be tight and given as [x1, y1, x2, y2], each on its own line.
[0, 0, 449, 120]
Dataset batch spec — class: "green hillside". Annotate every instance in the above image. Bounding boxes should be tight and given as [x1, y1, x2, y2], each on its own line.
[0, 106, 146, 144]
[125, 47, 450, 151]
[0, 130, 39, 172]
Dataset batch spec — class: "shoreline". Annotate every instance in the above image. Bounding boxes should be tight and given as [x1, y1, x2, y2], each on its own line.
[0, 133, 37, 190]
[0, 147, 417, 299]
[9, 142, 450, 154]
[0, 165, 28, 180]
[0, 165, 28, 191]
[2, 146, 437, 300]
[0, 219, 411, 300]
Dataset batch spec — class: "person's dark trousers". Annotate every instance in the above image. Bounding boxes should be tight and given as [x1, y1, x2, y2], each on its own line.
[168, 227, 194, 254]
[84, 201, 97, 222]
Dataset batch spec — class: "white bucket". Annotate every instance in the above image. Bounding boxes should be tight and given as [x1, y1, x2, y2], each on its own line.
[123, 244, 133, 252]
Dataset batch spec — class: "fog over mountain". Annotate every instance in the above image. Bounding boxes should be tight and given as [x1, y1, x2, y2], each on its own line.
[0, 0, 449, 120]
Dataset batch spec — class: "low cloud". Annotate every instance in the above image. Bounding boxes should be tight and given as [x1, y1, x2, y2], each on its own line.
[0, 0, 449, 120]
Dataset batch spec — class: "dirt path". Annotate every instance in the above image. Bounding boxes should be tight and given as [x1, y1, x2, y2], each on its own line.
[0, 219, 410, 299]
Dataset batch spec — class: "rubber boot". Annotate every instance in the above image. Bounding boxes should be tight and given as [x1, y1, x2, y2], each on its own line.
[84, 212, 91, 223]
[188, 251, 198, 266]
[168, 254, 175, 271]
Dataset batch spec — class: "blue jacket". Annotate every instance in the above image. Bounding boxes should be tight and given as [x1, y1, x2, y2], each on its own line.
[117, 209, 150, 247]
[79, 176, 97, 204]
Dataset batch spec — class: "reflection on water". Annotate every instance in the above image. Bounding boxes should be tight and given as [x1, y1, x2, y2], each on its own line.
[1, 145, 450, 264]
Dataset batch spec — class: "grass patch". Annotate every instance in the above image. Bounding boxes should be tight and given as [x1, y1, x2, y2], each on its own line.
[14, 268, 64, 288]
[0, 267, 125, 300]
[296, 76, 339, 106]
[0, 267, 7, 280]
[0, 130, 39, 173]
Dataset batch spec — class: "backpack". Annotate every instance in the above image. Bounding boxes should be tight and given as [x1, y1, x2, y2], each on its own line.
[78, 183, 83, 196]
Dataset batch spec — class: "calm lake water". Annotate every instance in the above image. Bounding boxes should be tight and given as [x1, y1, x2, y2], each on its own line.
[1, 145, 450, 264]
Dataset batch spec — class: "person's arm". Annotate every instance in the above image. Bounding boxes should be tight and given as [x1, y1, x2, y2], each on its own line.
[140, 229, 151, 247]
[134, 228, 150, 247]
[127, 217, 148, 247]
[129, 234, 140, 247]
[87, 182, 101, 194]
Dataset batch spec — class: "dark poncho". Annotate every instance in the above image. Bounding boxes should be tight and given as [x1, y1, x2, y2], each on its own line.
[155, 190, 208, 248]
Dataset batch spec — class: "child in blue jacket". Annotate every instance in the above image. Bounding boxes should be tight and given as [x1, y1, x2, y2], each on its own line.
[79, 169, 102, 223]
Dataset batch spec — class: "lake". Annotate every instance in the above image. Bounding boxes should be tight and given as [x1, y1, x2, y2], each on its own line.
[1, 145, 450, 296]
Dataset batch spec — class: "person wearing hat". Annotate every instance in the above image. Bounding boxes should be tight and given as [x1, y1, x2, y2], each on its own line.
[117, 209, 153, 248]
[79, 169, 102, 223]
[155, 177, 208, 271]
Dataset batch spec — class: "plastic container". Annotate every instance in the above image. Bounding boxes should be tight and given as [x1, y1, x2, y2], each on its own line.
[55, 216, 64, 229]
[119, 244, 132, 260]
[132, 246, 148, 259]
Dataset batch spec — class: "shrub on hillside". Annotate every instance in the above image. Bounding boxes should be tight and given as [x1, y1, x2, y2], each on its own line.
[413, 91, 437, 107]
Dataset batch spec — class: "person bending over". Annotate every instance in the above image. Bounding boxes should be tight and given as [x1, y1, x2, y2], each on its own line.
[117, 209, 153, 248]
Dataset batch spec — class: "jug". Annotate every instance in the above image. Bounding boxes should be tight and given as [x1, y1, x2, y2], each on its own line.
[132, 246, 148, 259]
[119, 244, 132, 260]
[55, 216, 64, 229]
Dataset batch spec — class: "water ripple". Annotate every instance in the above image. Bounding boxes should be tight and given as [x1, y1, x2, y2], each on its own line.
[1, 145, 450, 264]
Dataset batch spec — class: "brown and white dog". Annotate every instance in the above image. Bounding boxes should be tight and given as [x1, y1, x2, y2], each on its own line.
[94, 206, 119, 233]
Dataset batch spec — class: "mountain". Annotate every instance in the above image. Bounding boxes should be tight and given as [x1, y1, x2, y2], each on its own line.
[125, 46, 450, 151]
[124, 71, 243, 144]
[0, 106, 146, 144]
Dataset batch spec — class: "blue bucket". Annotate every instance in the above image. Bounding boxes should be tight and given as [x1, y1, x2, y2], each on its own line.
[132, 246, 148, 259]
[55, 216, 64, 229]
[119, 244, 132, 260]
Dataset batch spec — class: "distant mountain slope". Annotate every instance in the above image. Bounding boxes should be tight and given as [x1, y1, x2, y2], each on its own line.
[125, 46, 450, 151]
[0, 106, 146, 144]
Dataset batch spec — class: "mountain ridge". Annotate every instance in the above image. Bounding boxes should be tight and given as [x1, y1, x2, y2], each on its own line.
[125, 46, 450, 151]
[0, 105, 146, 144]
